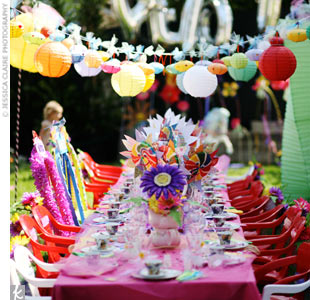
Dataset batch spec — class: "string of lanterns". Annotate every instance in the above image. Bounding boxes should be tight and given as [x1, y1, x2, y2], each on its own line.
[10, 8, 310, 98]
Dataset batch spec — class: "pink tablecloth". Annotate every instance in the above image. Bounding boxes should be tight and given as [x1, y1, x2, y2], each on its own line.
[52, 172, 261, 300]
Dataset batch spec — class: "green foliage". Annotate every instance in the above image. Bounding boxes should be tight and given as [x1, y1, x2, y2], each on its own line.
[168, 206, 182, 227]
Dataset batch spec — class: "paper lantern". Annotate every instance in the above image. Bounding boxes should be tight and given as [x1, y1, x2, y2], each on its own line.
[230, 53, 248, 69]
[49, 31, 65, 42]
[287, 29, 307, 42]
[62, 38, 74, 49]
[208, 63, 227, 75]
[10, 20, 24, 38]
[102, 59, 121, 74]
[245, 49, 264, 61]
[70, 44, 87, 63]
[177, 100, 189, 112]
[111, 65, 146, 97]
[228, 60, 257, 82]
[183, 66, 218, 98]
[307, 26, 310, 40]
[98, 51, 110, 62]
[23, 32, 46, 45]
[137, 63, 155, 75]
[212, 59, 225, 65]
[149, 62, 164, 74]
[142, 73, 155, 92]
[258, 40, 270, 51]
[84, 50, 102, 68]
[221, 56, 232, 66]
[40, 26, 53, 38]
[10, 13, 39, 72]
[34, 42, 72, 77]
[175, 60, 194, 72]
[166, 63, 182, 74]
[176, 73, 188, 94]
[259, 33, 297, 81]
[195, 60, 212, 66]
[74, 59, 101, 77]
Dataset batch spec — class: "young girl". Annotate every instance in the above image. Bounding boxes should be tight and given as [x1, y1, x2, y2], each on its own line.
[39, 100, 63, 149]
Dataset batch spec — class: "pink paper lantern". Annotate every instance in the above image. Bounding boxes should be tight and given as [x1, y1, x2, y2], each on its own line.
[101, 59, 121, 74]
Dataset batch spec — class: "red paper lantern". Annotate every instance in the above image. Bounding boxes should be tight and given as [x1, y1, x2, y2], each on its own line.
[259, 33, 297, 81]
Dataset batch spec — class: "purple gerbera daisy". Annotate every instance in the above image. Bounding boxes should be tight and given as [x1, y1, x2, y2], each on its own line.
[269, 186, 284, 204]
[140, 165, 187, 199]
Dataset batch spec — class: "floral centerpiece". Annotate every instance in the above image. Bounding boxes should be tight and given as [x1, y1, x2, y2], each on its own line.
[121, 109, 218, 247]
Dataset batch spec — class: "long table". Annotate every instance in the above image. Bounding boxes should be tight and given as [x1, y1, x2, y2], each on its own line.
[52, 164, 261, 300]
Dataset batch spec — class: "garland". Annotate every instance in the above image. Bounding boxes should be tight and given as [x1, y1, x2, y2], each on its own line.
[29, 146, 74, 236]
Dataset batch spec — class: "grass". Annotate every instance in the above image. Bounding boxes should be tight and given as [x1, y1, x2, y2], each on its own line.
[10, 160, 281, 210]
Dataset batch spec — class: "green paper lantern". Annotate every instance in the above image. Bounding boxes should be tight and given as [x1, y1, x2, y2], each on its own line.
[306, 26, 310, 40]
[227, 60, 257, 82]
[165, 63, 182, 74]
[230, 53, 248, 69]
[222, 56, 232, 66]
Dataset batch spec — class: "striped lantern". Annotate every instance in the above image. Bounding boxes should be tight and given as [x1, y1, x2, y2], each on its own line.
[228, 60, 257, 82]
[230, 53, 248, 69]
[34, 42, 72, 77]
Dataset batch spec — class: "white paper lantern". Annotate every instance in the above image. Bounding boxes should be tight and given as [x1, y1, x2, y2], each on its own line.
[74, 59, 101, 77]
[183, 66, 218, 98]
[176, 73, 188, 94]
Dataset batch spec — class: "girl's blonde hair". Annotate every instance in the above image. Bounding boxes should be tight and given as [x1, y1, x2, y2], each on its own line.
[43, 101, 63, 119]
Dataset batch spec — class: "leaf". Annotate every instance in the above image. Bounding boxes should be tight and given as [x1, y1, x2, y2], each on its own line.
[168, 207, 182, 227]
[124, 197, 146, 206]
[270, 195, 277, 203]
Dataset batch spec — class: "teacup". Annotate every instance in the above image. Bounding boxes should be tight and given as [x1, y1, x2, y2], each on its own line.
[109, 201, 121, 210]
[93, 232, 110, 250]
[144, 259, 162, 275]
[121, 186, 130, 195]
[207, 198, 219, 206]
[107, 208, 119, 220]
[217, 230, 233, 245]
[213, 216, 226, 227]
[209, 245, 225, 255]
[106, 222, 119, 235]
[211, 204, 225, 215]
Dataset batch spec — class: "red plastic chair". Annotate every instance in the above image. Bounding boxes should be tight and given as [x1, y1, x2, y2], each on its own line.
[83, 181, 112, 208]
[234, 195, 270, 214]
[32, 206, 81, 238]
[255, 242, 310, 288]
[227, 169, 258, 191]
[241, 204, 284, 223]
[19, 215, 72, 279]
[243, 207, 302, 239]
[229, 180, 264, 201]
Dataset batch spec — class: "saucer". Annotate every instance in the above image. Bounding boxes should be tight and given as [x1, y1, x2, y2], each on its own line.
[214, 222, 240, 231]
[132, 269, 182, 281]
[215, 241, 248, 251]
[93, 216, 123, 223]
[80, 245, 114, 257]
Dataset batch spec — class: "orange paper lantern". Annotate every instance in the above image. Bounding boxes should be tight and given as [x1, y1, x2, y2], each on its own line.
[208, 63, 227, 75]
[84, 50, 102, 68]
[34, 42, 72, 77]
[62, 38, 74, 49]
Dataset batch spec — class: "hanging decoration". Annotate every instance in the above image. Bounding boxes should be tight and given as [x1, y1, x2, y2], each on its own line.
[10, 20, 24, 38]
[34, 42, 72, 77]
[183, 66, 218, 98]
[70, 44, 87, 63]
[84, 50, 102, 68]
[287, 28, 307, 42]
[259, 32, 297, 81]
[228, 60, 257, 82]
[176, 73, 188, 94]
[207, 63, 228, 75]
[230, 52, 248, 69]
[74, 59, 102, 77]
[111, 64, 146, 97]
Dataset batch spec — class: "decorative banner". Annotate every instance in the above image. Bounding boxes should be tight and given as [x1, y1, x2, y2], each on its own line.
[281, 39, 310, 200]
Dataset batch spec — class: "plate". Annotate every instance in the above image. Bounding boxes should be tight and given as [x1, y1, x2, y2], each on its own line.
[214, 222, 240, 231]
[93, 216, 123, 223]
[205, 212, 238, 220]
[80, 245, 114, 256]
[132, 269, 182, 281]
[215, 241, 248, 251]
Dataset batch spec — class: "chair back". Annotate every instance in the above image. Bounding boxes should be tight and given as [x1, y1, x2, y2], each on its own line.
[32, 206, 57, 236]
[13, 248, 40, 296]
[297, 242, 310, 274]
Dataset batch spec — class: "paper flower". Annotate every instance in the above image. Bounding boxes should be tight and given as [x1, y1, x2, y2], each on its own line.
[157, 192, 182, 210]
[269, 187, 284, 204]
[140, 165, 187, 199]
[21, 191, 41, 207]
[294, 197, 310, 216]
[222, 82, 239, 97]
[10, 235, 30, 258]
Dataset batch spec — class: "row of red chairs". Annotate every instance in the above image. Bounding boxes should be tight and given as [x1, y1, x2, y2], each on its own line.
[227, 169, 310, 299]
[79, 151, 123, 208]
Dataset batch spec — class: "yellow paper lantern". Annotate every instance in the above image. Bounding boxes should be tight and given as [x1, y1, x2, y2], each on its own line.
[111, 65, 146, 97]
[10, 13, 39, 72]
[23, 32, 46, 45]
[142, 73, 155, 92]
[287, 29, 307, 42]
[221, 56, 232, 66]
[62, 38, 75, 49]
[34, 42, 72, 77]
[174, 60, 194, 72]
[137, 63, 155, 75]
[98, 51, 110, 62]
[10, 20, 24, 38]
[84, 50, 102, 68]
[230, 53, 248, 69]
